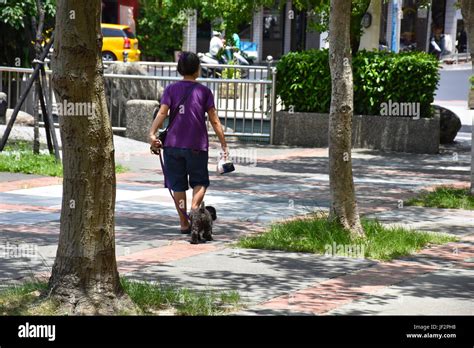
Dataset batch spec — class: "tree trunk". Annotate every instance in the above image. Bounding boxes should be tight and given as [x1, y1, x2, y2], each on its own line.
[48, 0, 134, 314]
[328, 0, 365, 238]
[459, 0, 474, 195]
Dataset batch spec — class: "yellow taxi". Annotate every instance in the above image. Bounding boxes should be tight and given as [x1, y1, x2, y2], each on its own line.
[101, 23, 140, 62]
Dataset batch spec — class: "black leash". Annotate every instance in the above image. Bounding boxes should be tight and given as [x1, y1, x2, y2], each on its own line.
[151, 146, 191, 222]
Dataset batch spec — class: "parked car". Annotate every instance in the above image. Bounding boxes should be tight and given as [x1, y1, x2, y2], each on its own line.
[101, 23, 140, 62]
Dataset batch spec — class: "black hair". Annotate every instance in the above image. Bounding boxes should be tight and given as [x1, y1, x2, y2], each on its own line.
[177, 51, 200, 76]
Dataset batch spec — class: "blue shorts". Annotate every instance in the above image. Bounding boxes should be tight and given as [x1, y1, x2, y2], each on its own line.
[163, 147, 210, 192]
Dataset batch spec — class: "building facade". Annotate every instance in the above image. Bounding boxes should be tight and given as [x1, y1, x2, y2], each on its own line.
[183, 0, 467, 63]
[101, 0, 139, 29]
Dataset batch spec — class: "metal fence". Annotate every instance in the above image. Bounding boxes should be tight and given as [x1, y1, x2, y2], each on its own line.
[0, 62, 277, 142]
[103, 60, 273, 80]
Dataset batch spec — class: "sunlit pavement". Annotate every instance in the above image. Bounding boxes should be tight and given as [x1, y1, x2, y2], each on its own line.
[0, 63, 472, 314]
[0, 129, 473, 314]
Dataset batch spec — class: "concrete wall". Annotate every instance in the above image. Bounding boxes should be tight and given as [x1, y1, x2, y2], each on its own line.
[273, 112, 440, 154]
[125, 100, 159, 143]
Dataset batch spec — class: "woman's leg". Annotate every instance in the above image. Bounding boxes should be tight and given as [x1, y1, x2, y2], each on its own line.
[174, 191, 189, 230]
[191, 186, 207, 210]
[164, 148, 190, 232]
[187, 149, 209, 210]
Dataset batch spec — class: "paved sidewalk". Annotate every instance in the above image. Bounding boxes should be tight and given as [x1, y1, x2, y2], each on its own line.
[0, 127, 473, 315]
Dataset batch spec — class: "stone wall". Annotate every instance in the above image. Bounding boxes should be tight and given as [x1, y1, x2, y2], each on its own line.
[125, 100, 159, 143]
[273, 112, 440, 154]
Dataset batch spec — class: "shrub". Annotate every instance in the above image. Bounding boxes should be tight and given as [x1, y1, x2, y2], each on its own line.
[276, 49, 440, 118]
[470, 75, 474, 90]
[275, 49, 332, 113]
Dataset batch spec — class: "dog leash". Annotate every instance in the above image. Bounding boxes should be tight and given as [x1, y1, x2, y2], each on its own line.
[151, 146, 191, 222]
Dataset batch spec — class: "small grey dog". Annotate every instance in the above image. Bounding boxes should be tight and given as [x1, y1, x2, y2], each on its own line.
[190, 202, 216, 244]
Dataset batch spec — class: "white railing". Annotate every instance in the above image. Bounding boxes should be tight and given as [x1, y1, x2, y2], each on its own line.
[0, 64, 278, 142]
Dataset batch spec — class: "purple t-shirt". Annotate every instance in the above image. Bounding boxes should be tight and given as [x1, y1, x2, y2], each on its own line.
[160, 80, 215, 151]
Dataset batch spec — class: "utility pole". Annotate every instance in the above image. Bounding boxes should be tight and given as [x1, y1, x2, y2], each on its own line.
[390, 0, 401, 53]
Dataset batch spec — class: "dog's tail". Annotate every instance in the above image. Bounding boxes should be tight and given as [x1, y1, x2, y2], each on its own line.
[205, 206, 217, 221]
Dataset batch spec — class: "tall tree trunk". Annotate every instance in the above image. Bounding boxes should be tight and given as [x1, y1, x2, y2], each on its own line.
[328, 0, 365, 238]
[48, 0, 134, 314]
[459, 0, 474, 195]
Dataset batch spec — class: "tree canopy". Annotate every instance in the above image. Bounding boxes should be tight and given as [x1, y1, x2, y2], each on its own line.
[0, 0, 56, 66]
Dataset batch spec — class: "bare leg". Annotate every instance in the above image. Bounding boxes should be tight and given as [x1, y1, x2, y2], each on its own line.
[173, 191, 189, 230]
[191, 186, 207, 210]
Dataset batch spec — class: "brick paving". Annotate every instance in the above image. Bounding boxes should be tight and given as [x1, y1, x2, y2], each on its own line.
[257, 240, 474, 314]
[0, 136, 472, 314]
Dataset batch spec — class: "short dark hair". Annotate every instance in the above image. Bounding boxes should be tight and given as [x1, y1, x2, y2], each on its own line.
[177, 52, 200, 76]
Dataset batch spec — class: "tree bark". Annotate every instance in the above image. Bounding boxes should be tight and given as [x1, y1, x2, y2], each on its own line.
[48, 0, 134, 314]
[328, 0, 365, 237]
[459, 0, 474, 195]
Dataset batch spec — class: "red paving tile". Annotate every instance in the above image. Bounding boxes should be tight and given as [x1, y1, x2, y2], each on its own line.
[417, 241, 474, 269]
[258, 148, 328, 162]
[421, 182, 470, 192]
[260, 261, 438, 314]
[0, 172, 136, 192]
[0, 177, 62, 192]
[259, 240, 474, 314]
[2, 223, 59, 235]
[0, 203, 60, 212]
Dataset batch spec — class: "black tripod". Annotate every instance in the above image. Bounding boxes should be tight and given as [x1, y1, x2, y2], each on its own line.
[0, 33, 60, 161]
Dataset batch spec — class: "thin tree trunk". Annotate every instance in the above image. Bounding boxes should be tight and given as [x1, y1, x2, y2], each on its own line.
[48, 0, 134, 314]
[459, 0, 474, 195]
[328, 0, 365, 237]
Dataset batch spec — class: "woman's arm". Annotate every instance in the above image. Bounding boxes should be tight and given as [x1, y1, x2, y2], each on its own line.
[208, 107, 227, 153]
[148, 104, 170, 148]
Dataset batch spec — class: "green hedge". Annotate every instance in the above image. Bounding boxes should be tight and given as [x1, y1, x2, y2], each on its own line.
[276, 49, 440, 118]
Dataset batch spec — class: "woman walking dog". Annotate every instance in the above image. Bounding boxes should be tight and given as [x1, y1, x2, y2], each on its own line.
[149, 52, 228, 241]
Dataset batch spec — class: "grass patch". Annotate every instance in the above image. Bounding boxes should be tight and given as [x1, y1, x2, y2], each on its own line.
[0, 281, 60, 315]
[237, 216, 457, 261]
[406, 187, 474, 210]
[115, 164, 128, 174]
[0, 150, 63, 176]
[0, 141, 128, 177]
[121, 278, 241, 315]
[0, 278, 241, 316]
